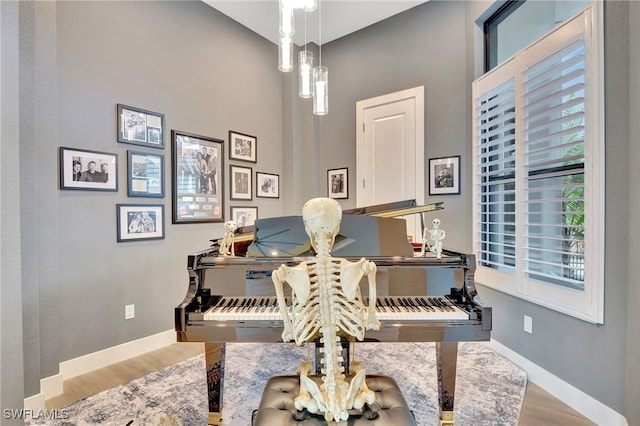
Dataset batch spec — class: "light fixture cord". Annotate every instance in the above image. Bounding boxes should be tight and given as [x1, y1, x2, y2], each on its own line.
[318, 0, 322, 65]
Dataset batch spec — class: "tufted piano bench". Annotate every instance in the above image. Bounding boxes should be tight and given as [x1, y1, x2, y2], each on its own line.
[251, 374, 417, 425]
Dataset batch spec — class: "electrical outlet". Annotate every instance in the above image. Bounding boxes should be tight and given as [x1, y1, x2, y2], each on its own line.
[523, 315, 533, 334]
[125, 304, 135, 320]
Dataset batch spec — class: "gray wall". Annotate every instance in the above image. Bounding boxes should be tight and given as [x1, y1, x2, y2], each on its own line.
[1, 0, 26, 420]
[54, 1, 283, 364]
[1, 1, 638, 424]
[627, 1, 640, 421]
[317, 1, 472, 252]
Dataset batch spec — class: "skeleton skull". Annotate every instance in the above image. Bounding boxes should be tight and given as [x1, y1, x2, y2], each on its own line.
[432, 218, 441, 228]
[302, 198, 342, 253]
[224, 220, 237, 233]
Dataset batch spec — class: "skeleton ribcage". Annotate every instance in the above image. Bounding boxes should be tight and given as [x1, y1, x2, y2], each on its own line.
[290, 259, 367, 344]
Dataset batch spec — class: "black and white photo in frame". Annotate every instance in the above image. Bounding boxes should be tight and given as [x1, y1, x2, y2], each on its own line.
[230, 206, 258, 228]
[230, 165, 253, 201]
[172, 130, 224, 224]
[117, 104, 165, 148]
[128, 151, 164, 198]
[116, 204, 165, 242]
[229, 130, 257, 163]
[256, 172, 279, 198]
[429, 155, 460, 195]
[59, 147, 118, 191]
[327, 167, 348, 199]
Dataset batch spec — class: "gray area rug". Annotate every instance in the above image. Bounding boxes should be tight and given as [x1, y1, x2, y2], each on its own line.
[28, 342, 526, 426]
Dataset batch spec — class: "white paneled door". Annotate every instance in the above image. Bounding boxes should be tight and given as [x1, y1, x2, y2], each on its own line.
[356, 86, 424, 242]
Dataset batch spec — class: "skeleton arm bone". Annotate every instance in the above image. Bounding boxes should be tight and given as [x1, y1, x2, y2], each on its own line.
[363, 260, 380, 330]
[340, 258, 379, 330]
[272, 264, 311, 342]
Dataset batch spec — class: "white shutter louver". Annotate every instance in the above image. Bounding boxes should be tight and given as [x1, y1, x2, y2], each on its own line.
[522, 36, 586, 289]
[476, 78, 517, 273]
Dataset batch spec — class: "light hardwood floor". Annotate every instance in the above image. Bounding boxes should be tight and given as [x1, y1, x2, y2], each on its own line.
[46, 342, 596, 425]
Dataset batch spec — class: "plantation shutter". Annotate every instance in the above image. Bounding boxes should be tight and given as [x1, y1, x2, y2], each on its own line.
[476, 77, 517, 274]
[522, 36, 586, 289]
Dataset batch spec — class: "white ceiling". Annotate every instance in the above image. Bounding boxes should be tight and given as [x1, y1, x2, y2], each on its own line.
[203, 1, 429, 46]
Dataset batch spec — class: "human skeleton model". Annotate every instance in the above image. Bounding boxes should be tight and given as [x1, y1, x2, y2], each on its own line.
[421, 218, 446, 259]
[272, 198, 381, 422]
[218, 220, 236, 257]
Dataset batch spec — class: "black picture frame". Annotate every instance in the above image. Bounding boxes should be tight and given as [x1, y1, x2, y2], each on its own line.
[59, 146, 118, 191]
[327, 167, 348, 199]
[228, 130, 257, 163]
[230, 206, 258, 228]
[117, 104, 165, 148]
[429, 155, 461, 195]
[230, 165, 253, 201]
[127, 150, 165, 198]
[256, 172, 279, 198]
[116, 203, 165, 242]
[171, 130, 224, 224]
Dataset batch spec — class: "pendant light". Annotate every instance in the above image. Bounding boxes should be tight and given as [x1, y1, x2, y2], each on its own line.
[298, 11, 313, 98]
[279, 36, 293, 72]
[279, 0, 295, 36]
[301, 0, 316, 12]
[278, 0, 294, 72]
[312, 0, 328, 115]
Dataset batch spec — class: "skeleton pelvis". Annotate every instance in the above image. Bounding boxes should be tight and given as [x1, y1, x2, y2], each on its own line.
[295, 369, 372, 422]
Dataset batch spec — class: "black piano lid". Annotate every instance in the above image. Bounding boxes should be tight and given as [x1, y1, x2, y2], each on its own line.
[246, 214, 414, 258]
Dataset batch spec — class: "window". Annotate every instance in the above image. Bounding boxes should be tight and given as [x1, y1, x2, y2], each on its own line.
[472, 5, 604, 323]
[484, 0, 590, 71]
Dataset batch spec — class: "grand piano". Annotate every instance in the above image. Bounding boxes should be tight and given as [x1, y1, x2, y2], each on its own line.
[175, 200, 492, 425]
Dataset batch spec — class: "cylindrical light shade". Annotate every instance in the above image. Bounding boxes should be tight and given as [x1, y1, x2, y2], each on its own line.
[279, 36, 293, 72]
[301, 0, 317, 12]
[313, 66, 328, 115]
[298, 50, 314, 98]
[279, 1, 295, 36]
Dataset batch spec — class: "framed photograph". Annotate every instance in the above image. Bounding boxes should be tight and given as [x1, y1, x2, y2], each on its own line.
[230, 206, 258, 228]
[230, 165, 253, 200]
[429, 155, 460, 195]
[59, 147, 118, 191]
[117, 104, 165, 148]
[229, 130, 257, 163]
[171, 130, 224, 224]
[127, 151, 164, 198]
[116, 204, 165, 242]
[327, 167, 348, 199]
[256, 172, 279, 198]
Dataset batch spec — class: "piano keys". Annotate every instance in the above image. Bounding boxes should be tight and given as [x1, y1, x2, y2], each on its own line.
[201, 295, 470, 322]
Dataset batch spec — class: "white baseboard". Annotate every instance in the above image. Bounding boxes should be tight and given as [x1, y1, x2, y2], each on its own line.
[24, 329, 175, 409]
[23, 392, 46, 413]
[485, 339, 628, 426]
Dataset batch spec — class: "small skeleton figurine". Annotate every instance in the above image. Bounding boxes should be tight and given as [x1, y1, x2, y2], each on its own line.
[272, 198, 380, 422]
[421, 218, 446, 259]
[218, 220, 236, 257]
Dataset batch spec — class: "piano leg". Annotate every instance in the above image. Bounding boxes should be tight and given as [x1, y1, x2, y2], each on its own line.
[436, 341, 457, 426]
[204, 342, 226, 426]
